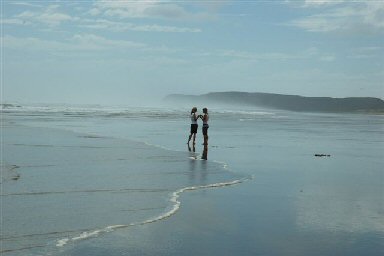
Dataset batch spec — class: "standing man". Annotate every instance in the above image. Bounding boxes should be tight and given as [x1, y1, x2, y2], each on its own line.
[201, 108, 209, 145]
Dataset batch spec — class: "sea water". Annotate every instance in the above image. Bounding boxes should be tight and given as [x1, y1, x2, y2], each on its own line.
[1, 104, 247, 255]
[1, 103, 383, 255]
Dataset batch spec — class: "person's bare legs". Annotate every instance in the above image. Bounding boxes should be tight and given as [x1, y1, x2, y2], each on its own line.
[192, 133, 196, 144]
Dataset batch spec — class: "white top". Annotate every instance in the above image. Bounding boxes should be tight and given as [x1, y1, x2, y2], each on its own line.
[191, 113, 198, 124]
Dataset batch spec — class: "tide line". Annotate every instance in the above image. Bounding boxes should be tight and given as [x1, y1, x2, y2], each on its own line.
[56, 177, 251, 247]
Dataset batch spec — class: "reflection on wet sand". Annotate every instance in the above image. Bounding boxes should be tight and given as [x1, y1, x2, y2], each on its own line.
[187, 144, 209, 186]
[187, 144, 208, 160]
[201, 144, 208, 160]
[295, 179, 384, 233]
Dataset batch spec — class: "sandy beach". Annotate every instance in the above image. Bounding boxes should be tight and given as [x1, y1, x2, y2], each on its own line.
[1, 106, 383, 256]
[1, 116, 244, 255]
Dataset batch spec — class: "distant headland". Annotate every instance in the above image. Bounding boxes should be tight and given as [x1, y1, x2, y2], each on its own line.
[164, 92, 384, 113]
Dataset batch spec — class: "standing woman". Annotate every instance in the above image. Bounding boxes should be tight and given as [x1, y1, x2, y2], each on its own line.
[188, 107, 198, 145]
[201, 108, 209, 145]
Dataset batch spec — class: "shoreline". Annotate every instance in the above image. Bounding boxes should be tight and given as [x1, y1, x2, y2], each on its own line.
[2, 121, 245, 255]
[2, 109, 383, 256]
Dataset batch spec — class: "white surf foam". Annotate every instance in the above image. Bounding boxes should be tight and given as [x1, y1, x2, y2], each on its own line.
[55, 177, 251, 247]
[143, 141, 175, 151]
[56, 224, 130, 247]
[212, 160, 229, 169]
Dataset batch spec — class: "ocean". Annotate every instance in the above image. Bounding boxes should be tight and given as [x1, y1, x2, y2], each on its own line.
[1, 103, 383, 256]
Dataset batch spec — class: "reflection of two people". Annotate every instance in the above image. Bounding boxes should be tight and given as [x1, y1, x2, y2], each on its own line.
[188, 144, 208, 186]
[188, 144, 208, 160]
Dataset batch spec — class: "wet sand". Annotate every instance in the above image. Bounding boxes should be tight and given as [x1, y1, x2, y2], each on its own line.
[1, 123, 243, 255]
[2, 109, 383, 256]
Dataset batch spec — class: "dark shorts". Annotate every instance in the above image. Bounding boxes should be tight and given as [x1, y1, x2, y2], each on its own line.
[190, 124, 198, 134]
[202, 124, 209, 135]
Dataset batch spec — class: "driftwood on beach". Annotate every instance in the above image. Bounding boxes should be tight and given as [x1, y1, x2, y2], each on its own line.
[314, 154, 331, 157]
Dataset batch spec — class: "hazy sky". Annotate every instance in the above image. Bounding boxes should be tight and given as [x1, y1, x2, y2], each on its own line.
[2, 0, 384, 105]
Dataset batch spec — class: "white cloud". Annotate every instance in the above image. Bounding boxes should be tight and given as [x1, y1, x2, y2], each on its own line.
[89, 8, 102, 16]
[348, 46, 384, 59]
[319, 55, 335, 62]
[363, 1, 384, 29]
[284, 0, 344, 8]
[7, 4, 201, 33]
[303, 0, 344, 7]
[71, 34, 146, 50]
[0, 18, 32, 25]
[7, 1, 43, 8]
[290, 16, 341, 32]
[3, 35, 74, 52]
[93, 0, 181, 19]
[15, 5, 75, 26]
[91, 0, 213, 20]
[2, 34, 146, 53]
[80, 19, 201, 33]
[127, 23, 201, 33]
[288, 1, 384, 34]
[203, 49, 299, 61]
[208, 47, 335, 62]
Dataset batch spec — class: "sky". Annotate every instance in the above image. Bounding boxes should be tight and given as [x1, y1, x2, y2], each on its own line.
[1, 0, 384, 105]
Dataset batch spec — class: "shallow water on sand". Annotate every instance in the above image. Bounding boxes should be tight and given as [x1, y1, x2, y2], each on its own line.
[1, 104, 383, 255]
[1, 110, 245, 255]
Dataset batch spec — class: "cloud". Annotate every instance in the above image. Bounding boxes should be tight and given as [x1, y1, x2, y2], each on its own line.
[7, 1, 44, 8]
[0, 18, 32, 25]
[89, 8, 102, 16]
[93, 0, 184, 18]
[319, 55, 335, 62]
[80, 19, 201, 33]
[206, 47, 335, 62]
[284, 0, 344, 8]
[91, 0, 213, 20]
[6, 3, 201, 33]
[16, 5, 75, 26]
[71, 34, 147, 50]
[3, 35, 75, 53]
[302, 0, 345, 7]
[2, 34, 146, 53]
[229, 50, 301, 61]
[347, 46, 384, 59]
[288, 1, 384, 34]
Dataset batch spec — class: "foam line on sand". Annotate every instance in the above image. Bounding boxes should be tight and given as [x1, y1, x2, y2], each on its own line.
[56, 177, 251, 247]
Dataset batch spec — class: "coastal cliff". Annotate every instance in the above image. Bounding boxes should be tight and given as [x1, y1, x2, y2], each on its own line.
[164, 92, 384, 113]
